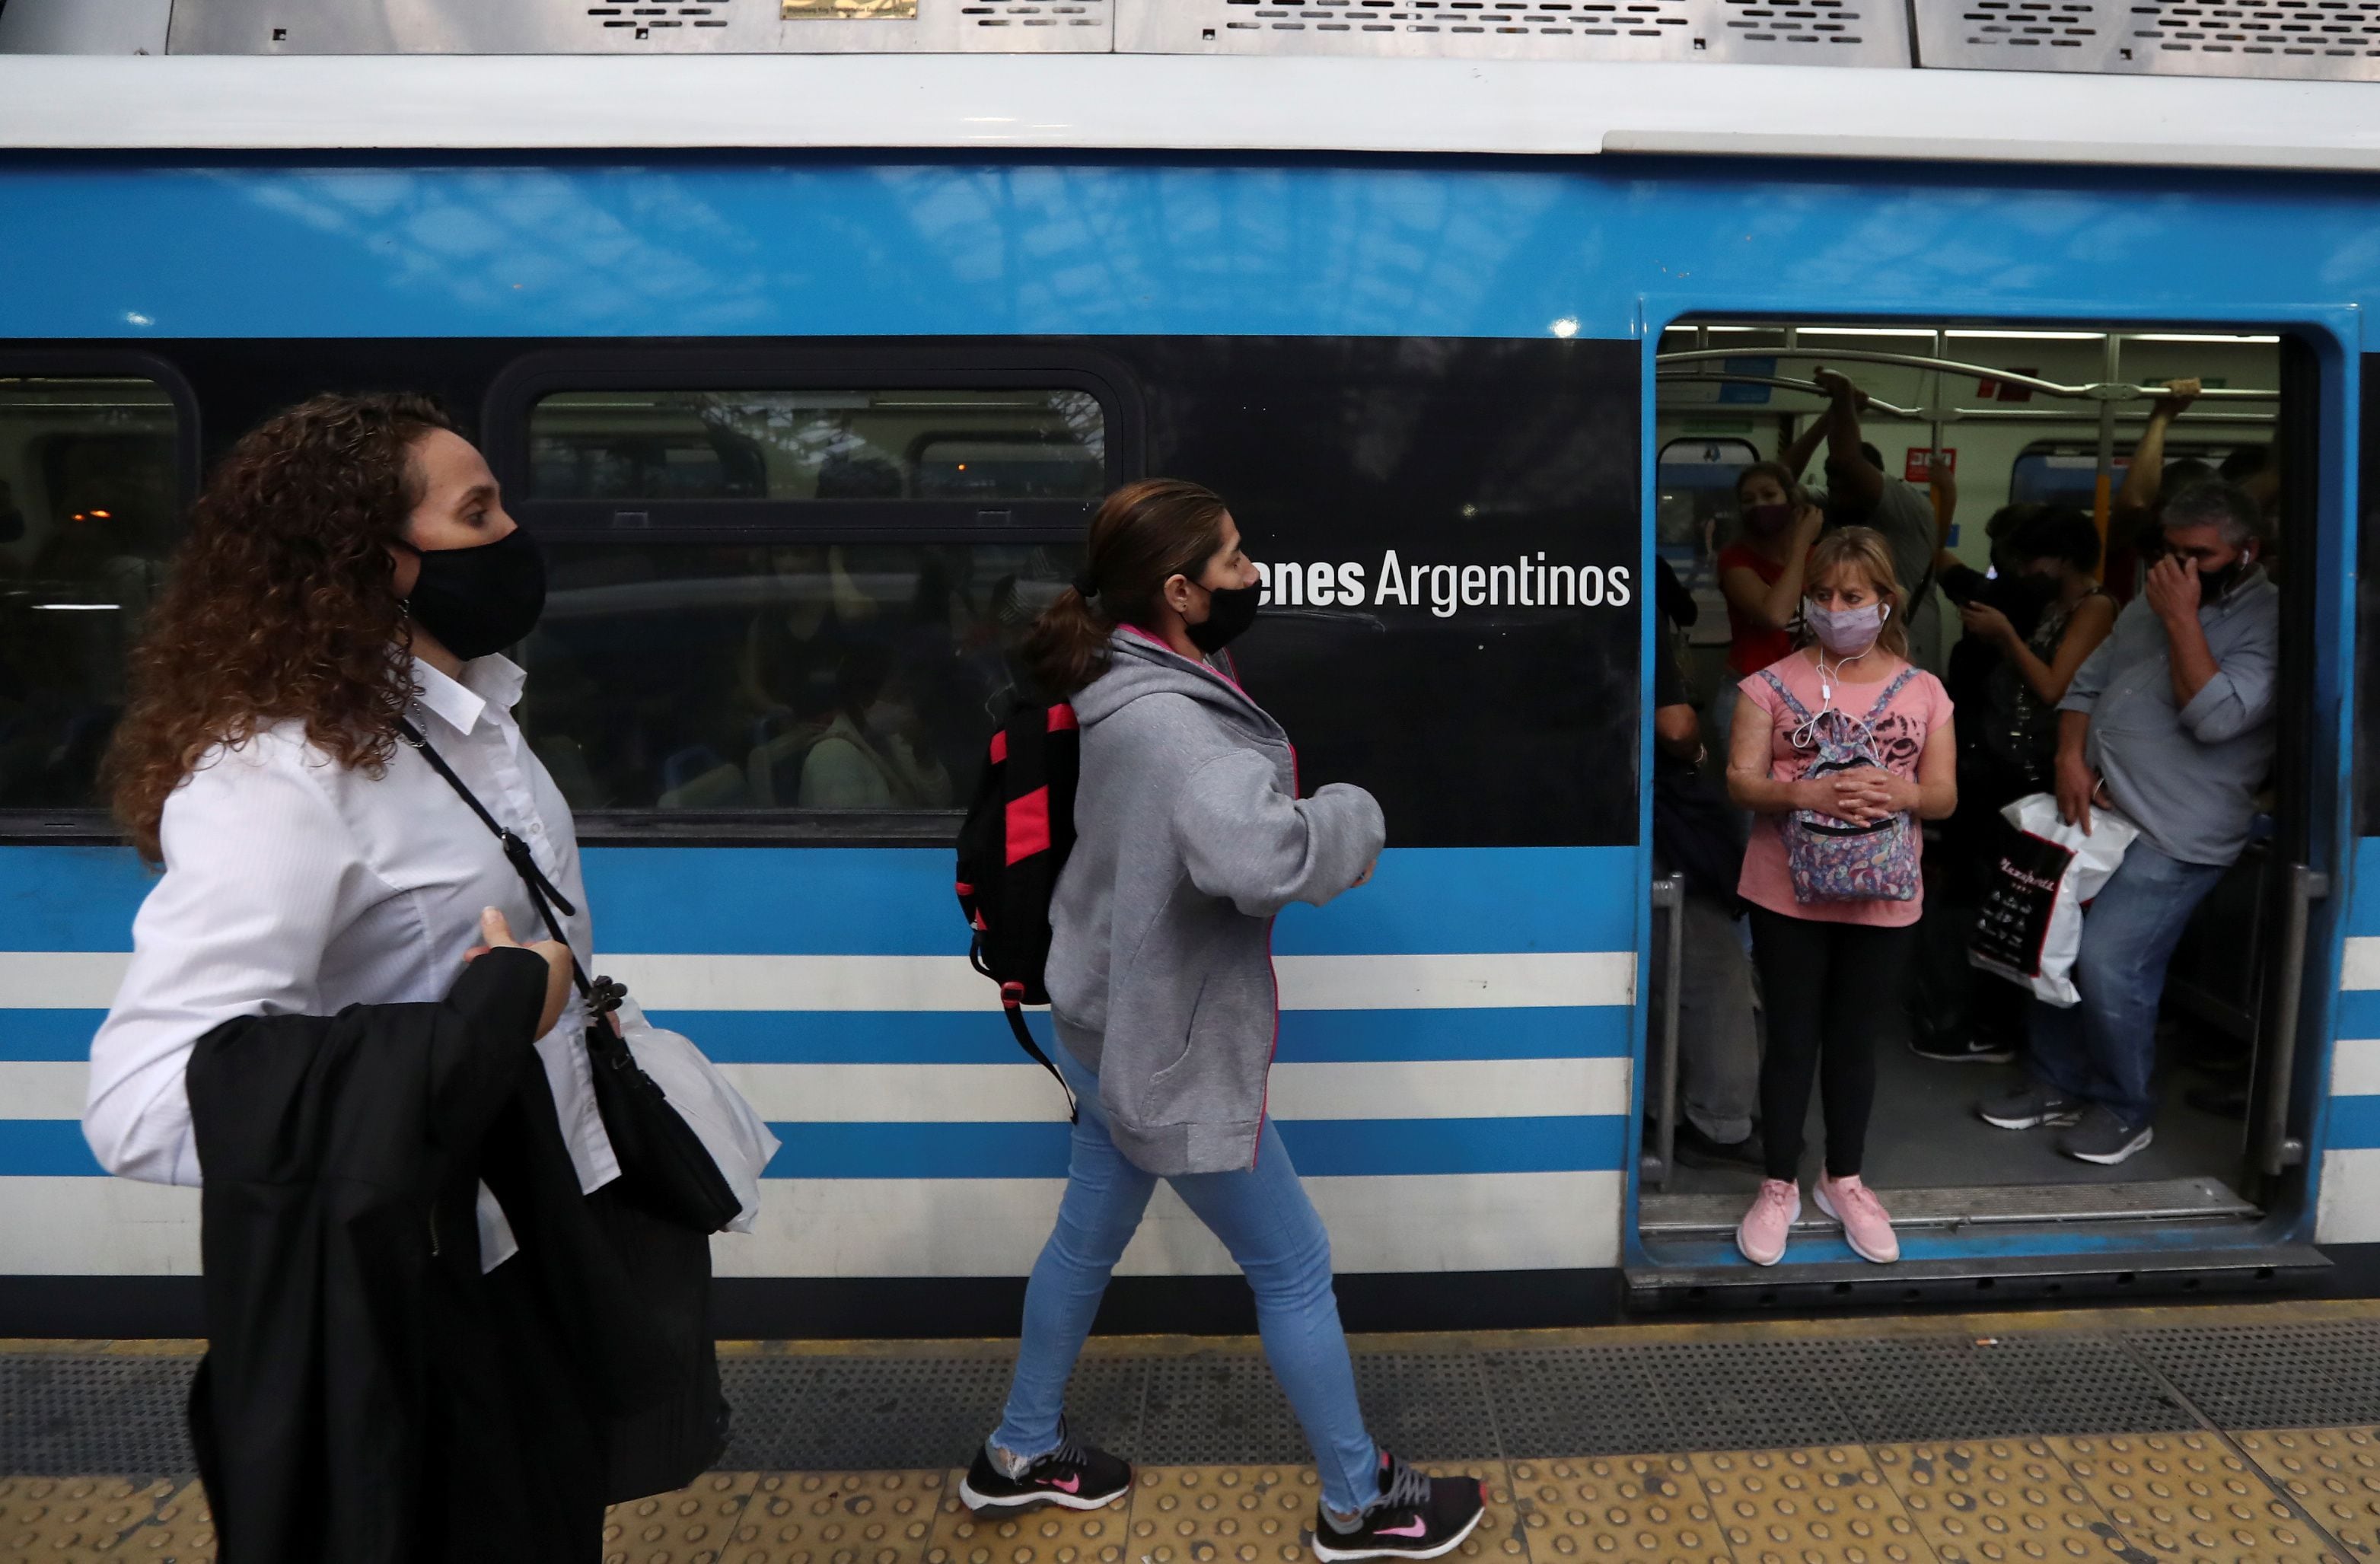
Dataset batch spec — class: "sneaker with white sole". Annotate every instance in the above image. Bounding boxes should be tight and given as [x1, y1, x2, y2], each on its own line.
[1311, 1451, 1486, 1562]
[1910, 1031, 2018, 1065]
[1735, 1178, 1801, 1267]
[1812, 1172, 1900, 1264]
[1977, 1082, 2084, 1130]
[959, 1422, 1132, 1515]
[2059, 1105, 2154, 1167]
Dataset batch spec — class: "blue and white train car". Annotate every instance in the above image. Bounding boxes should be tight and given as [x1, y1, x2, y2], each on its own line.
[2, 0, 2378, 1334]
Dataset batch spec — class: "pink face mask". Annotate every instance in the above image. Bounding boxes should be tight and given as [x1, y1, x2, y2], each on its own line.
[1805, 598, 1889, 656]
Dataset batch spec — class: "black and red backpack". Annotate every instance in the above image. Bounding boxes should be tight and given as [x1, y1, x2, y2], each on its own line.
[955, 700, 1082, 1119]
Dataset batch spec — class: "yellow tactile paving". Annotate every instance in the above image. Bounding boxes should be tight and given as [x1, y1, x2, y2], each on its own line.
[727, 1469, 945, 1564]
[1694, 1446, 1929, 1564]
[1870, 1438, 2133, 1563]
[929, 1483, 1128, 1564]
[2048, 1434, 2337, 1564]
[17, 1425, 2380, 1564]
[1508, 1454, 1731, 1564]
[1122, 1462, 1320, 1564]
[110, 1479, 213, 1560]
[607, 1470, 760, 1564]
[2236, 1428, 2380, 1558]
[0, 1474, 186, 1562]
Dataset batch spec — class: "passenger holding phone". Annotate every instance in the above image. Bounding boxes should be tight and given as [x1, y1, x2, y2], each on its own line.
[1980, 481, 2279, 1167]
[964, 480, 1485, 1562]
[1726, 528, 1958, 1268]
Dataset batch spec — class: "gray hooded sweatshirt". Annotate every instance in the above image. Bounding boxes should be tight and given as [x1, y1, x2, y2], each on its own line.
[1047, 629, 1385, 1177]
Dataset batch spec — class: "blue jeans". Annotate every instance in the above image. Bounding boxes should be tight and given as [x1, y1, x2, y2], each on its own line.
[992, 1045, 1379, 1515]
[2027, 839, 2229, 1128]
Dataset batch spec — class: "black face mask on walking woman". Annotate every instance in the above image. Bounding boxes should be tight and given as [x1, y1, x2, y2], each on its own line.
[1186, 580, 1261, 655]
[398, 527, 547, 660]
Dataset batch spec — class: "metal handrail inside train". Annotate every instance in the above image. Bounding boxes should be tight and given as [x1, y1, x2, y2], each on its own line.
[1651, 370, 2279, 426]
[1655, 346, 2276, 404]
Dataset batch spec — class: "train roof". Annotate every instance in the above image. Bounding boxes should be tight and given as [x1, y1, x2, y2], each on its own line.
[0, 54, 2375, 172]
[2, 0, 2378, 172]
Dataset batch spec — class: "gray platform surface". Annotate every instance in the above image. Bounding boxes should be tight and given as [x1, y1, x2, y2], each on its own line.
[9, 1306, 2380, 1479]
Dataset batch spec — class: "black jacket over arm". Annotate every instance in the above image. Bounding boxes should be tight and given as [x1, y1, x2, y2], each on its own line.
[186, 949, 682, 1564]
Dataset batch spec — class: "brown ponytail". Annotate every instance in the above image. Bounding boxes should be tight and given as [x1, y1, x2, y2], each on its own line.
[1024, 478, 1231, 696]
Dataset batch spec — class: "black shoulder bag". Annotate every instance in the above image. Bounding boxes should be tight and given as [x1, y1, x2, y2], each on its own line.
[399, 721, 741, 1236]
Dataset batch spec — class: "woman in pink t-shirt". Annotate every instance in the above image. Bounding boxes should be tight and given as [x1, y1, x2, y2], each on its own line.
[1724, 527, 1956, 1270]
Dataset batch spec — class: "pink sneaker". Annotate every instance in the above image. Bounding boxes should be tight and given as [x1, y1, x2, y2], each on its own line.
[1735, 1178, 1801, 1266]
[1814, 1173, 1900, 1264]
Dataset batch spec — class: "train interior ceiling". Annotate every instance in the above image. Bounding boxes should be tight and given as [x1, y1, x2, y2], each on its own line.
[1640, 317, 2316, 1282]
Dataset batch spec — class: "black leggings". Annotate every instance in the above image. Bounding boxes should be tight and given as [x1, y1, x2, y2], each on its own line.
[1748, 907, 1917, 1182]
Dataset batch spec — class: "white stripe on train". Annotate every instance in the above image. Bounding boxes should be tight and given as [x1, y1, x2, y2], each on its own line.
[0, 1056, 1633, 1123]
[0, 1169, 1623, 1276]
[0, 949, 1638, 1011]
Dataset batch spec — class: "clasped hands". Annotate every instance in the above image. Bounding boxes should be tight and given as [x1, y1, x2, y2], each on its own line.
[1798, 766, 1913, 827]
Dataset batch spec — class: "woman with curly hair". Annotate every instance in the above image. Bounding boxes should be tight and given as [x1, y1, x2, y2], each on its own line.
[84, 394, 692, 1561]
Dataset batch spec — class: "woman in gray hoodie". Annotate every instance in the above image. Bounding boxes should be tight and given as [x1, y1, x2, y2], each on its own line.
[957, 480, 1486, 1562]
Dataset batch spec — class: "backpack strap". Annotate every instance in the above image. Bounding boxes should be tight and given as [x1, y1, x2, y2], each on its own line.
[1757, 667, 1816, 725]
[996, 991, 1078, 1124]
[1860, 666, 1920, 725]
[988, 705, 1080, 1124]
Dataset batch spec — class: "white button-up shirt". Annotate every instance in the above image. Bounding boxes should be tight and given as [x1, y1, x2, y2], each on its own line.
[84, 655, 620, 1265]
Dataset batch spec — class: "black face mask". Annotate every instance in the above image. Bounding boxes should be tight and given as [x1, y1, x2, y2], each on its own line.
[2015, 572, 2063, 607]
[400, 527, 546, 661]
[1187, 580, 1262, 655]
[2194, 549, 2254, 604]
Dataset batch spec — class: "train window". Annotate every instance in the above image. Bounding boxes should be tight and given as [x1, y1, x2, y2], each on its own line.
[527, 388, 1107, 505]
[1656, 436, 1760, 642]
[0, 374, 183, 810]
[516, 537, 1080, 813]
[491, 358, 1129, 824]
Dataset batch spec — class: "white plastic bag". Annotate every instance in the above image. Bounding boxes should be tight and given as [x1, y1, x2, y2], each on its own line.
[614, 996, 781, 1233]
[1969, 792, 2140, 1008]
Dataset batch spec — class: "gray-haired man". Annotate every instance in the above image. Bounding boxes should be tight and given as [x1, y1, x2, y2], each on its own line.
[1978, 480, 2280, 1166]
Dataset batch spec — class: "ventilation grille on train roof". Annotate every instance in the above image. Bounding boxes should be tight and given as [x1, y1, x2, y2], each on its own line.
[1914, 0, 2380, 78]
[167, 0, 1110, 53]
[1114, 0, 1910, 63]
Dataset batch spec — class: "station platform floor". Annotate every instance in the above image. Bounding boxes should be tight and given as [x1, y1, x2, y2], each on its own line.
[8, 1298, 2380, 1564]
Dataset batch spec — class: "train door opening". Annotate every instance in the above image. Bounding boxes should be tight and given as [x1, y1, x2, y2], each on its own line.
[1633, 317, 2334, 1300]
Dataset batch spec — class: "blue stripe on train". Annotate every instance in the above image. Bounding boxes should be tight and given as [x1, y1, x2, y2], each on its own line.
[2336, 988, 2380, 1041]
[0, 1005, 1628, 1064]
[2340, 839, 2380, 940]
[0, 845, 1636, 957]
[2327, 1094, 2380, 1151]
[0, 1120, 104, 1176]
[0, 1113, 1626, 1177]
[0, 1011, 110, 1062]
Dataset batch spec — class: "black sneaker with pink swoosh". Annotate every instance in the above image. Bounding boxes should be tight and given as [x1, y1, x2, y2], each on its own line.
[1310, 1452, 1487, 1562]
[959, 1423, 1133, 1515]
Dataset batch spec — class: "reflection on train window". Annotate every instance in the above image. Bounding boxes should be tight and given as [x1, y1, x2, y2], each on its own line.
[528, 388, 1107, 503]
[1655, 436, 1760, 641]
[513, 539, 1082, 811]
[0, 377, 180, 808]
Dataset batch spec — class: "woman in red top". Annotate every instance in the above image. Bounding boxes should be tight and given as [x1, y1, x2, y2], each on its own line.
[1719, 461, 1826, 677]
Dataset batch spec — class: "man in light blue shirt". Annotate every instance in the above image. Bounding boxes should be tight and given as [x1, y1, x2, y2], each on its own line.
[1977, 481, 2280, 1166]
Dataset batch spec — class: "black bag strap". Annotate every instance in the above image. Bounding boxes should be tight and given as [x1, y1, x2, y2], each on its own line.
[996, 985, 1078, 1123]
[398, 718, 623, 1015]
